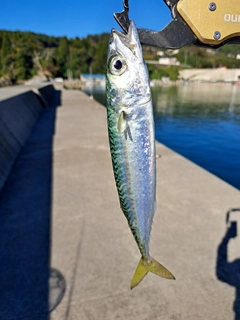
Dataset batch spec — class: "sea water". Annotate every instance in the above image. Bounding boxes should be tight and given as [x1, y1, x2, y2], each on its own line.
[83, 83, 240, 190]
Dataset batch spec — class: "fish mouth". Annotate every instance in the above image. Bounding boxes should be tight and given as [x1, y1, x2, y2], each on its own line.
[110, 21, 136, 47]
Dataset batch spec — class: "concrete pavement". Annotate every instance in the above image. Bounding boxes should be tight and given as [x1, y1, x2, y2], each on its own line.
[50, 89, 240, 319]
[0, 87, 239, 319]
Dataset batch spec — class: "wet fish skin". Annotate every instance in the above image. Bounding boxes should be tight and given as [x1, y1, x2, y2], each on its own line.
[106, 21, 175, 289]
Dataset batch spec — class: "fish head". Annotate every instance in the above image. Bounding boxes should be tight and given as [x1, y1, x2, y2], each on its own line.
[106, 21, 151, 108]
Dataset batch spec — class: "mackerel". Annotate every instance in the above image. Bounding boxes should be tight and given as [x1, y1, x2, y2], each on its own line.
[106, 21, 175, 289]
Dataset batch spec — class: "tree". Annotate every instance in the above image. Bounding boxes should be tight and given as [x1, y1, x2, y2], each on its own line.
[1, 32, 12, 73]
[91, 34, 109, 73]
[14, 49, 33, 80]
[56, 37, 69, 77]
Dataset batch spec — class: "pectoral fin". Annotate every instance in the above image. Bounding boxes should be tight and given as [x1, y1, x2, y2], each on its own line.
[117, 110, 128, 132]
[130, 256, 175, 290]
[117, 111, 133, 141]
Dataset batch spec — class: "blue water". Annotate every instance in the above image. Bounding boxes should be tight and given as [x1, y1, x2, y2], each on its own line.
[152, 84, 240, 190]
[83, 84, 240, 190]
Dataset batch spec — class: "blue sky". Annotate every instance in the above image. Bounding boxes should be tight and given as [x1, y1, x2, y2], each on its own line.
[0, 0, 172, 38]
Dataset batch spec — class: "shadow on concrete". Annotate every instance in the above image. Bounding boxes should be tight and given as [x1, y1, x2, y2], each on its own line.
[216, 208, 240, 320]
[64, 220, 85, 320]
[0, 90, 65, 319]
[49, 268, 66, 313]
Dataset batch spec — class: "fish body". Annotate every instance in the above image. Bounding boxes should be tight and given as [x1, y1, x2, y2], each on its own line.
[106, 21, 175, 289]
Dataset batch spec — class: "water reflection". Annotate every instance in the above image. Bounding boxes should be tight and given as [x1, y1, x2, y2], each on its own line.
[153, 84, 240, 190]
[83, 85, 106, 106]
[152, 84, 240, 122]
[83, 83, 240, 190]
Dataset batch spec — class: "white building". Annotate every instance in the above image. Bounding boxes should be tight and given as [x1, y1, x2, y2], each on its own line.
[179, 68, 240, 82]
[159, 57, 180, 66]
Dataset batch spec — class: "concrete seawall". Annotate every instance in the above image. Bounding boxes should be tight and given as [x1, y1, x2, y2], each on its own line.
[0, 84, 55, 191]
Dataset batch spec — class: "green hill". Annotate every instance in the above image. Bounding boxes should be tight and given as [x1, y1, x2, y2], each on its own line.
[0, 29, 240, 84]
[0, 30, 109, 84]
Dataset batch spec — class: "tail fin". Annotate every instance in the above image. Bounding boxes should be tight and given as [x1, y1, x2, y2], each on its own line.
[130, 256, 175, 289]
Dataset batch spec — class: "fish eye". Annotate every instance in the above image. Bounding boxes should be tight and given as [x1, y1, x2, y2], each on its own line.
[114, 60, 122, 70]
[109, 56, 127, 75]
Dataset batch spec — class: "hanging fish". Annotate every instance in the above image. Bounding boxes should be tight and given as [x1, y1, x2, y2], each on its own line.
[106, 21, 175, 289]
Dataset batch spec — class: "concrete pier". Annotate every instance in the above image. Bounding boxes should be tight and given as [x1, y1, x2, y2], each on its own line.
[0, 87, 239, 319]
